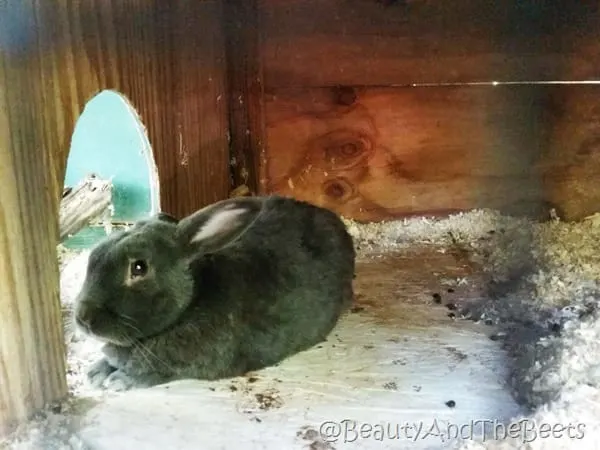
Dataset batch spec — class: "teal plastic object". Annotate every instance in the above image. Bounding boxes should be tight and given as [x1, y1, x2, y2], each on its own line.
[63, 90, 160, 249]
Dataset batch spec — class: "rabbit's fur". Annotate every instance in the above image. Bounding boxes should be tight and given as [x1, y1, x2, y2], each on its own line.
[74, 195, 355, 390]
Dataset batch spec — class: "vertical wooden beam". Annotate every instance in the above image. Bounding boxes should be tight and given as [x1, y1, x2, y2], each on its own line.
[0, 2, 67, 435]
[168, 0, 232, 214]
[223, 0, 266, 195]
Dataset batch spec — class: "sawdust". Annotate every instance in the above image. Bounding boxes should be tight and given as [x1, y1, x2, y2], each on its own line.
[58, 248, 106, 398]
[345, 209, 600, 449]
[345, 210, 600, 308]
[4, 208, 600, 449]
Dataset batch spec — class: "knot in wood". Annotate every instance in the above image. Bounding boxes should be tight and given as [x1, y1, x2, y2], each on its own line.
[323, 133, 372, 170]
[323, 177, 354, 201]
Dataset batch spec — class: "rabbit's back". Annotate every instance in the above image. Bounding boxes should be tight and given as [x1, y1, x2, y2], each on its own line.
[190, 195, 355, 372]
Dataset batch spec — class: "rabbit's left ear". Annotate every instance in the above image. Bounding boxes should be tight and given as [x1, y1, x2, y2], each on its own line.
[176, 197, 264, 255]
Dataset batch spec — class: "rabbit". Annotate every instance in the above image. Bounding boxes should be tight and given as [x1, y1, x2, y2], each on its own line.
[73, 195, 356, 390]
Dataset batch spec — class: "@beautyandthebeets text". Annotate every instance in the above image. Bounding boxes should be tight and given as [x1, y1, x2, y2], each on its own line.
[318, 418, 586, 444]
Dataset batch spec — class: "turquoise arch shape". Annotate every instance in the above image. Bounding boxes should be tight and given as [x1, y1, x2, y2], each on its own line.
[63, 90, 160, 248]
[65, 90, 160, 221]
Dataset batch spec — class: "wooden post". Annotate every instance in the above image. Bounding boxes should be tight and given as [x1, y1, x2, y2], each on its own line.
[0, 27, 68, 438]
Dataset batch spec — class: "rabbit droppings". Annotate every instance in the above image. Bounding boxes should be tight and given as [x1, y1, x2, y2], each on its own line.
[73, 195, 356, 390]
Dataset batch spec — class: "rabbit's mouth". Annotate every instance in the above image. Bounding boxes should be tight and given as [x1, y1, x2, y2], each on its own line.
[74, 304, 141, 347]
[78, 324, 138, 348]
[90, 333, 135, 347]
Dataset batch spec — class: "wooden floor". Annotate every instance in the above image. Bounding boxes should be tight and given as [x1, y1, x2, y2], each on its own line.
[77, 247, 523, 449]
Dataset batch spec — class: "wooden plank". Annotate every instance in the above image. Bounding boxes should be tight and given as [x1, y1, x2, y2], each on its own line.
[59, 174, 113, 242]
[29, 0, 231, 218]
[259, 0, 600, 87]
[224, 0, 267, 195]
[0, 2, 68, 434]
[169, 0, 231, 214]
[538, 88, 600, 221]
[263, 85, 600, 222]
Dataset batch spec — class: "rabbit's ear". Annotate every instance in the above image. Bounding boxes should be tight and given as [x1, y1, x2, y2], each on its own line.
[129, 212, 179, 231]
[176, 197, 264, 254]
[156, 212, 179, 224]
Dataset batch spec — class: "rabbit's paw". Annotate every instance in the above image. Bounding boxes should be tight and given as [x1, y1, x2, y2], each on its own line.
[87, 357, 117, 388]
[103, 369, 136, 392]
[102, 343, 132, 367]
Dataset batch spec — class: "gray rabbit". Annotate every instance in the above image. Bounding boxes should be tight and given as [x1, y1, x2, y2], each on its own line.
[73, 195, 356, 390]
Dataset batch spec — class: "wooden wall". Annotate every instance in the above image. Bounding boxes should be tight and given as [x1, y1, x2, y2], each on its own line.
[231, 0, 600, 221]
[1, 0, 232, 219]
[5, 0, 599, 223]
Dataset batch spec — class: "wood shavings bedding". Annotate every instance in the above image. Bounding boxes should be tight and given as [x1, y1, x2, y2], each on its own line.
[345, 209, 600, 449]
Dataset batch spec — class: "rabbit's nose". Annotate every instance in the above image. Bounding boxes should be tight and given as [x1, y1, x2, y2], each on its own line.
[75, 303, 99, 331]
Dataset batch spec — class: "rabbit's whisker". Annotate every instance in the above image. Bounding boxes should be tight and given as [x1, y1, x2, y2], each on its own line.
[116, 322, 172, 373]
[114, 331, 156, 373]
[134, 340, 172, 372]
[118, 312, 137, 323]
[132, 340, 155, 372]
[118, 315, 142, 335]
[117, 322, 155, 370]
[115, 314, 173, 373]
[115, 332, 134, 347]
[61, 311, 78, 337]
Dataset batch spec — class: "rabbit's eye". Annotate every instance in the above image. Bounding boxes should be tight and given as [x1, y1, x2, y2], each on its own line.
[130, 260, 148, 278]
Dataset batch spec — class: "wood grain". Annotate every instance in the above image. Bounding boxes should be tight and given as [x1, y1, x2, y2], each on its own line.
[263, 85, 600, 222]
[538, 89, 600, 221]
[224, 0, 267, 195]
[260, 0, 600, 87]
[0, 8, 68, 432]
[8, 0, 231, 219]
[0, 0, 232, 432]
[60, 175, 112, 241]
